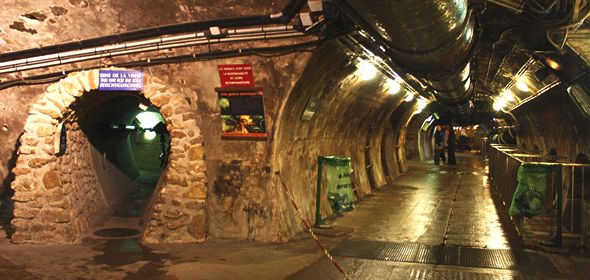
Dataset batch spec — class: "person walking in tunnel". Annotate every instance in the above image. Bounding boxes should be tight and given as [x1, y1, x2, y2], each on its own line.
[434, 125, 446, 165]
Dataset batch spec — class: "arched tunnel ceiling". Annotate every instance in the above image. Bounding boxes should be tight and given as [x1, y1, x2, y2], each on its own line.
[0, 1, 588, 128]
[0, 0, 289, 53]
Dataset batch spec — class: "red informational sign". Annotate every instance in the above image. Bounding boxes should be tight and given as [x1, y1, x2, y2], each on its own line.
[217, 64, 255, 88]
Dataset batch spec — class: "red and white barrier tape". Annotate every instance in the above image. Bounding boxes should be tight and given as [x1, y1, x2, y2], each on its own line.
[277, 172, 350, 279]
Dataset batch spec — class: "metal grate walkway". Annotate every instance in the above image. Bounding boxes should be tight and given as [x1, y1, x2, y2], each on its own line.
[331, 240, 557, 272]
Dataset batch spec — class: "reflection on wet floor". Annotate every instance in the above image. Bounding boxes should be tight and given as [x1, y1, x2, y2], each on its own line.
[333, 153, 510, 249]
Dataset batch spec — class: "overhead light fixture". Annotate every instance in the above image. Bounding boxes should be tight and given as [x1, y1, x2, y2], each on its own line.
[357, 59, 377, 81]
[493, 98, 507, 111]
[516, 78, 529, 92]
[404, 94, 414, 102]
[136, 111, 164, 129]
[414, 98, 428, 114]
[387, 79, 401, 95]
[138, 103, 148, 110]
[544, 57, 562, 71]
[502, 90, 515, 102]
[144, 131, 157, 140]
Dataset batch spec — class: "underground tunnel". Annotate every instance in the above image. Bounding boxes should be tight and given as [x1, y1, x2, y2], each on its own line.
[0, 0, 588, 279]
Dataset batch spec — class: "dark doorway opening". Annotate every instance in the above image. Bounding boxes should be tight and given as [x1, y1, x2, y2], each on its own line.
[73, 91, 170, 235]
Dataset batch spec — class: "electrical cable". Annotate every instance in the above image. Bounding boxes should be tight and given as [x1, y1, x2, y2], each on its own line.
[0, 39, 324, 91]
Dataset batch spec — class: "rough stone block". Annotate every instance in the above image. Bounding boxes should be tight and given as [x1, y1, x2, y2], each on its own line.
[151, 93, 171, 107]
[13, 207, 40, 219]
[32, 103, 62, 119]
[163, 209, 186, 219]
[170, 130, 187, 139]
[73, 71, 91, 92]
[87, 70, 99, 89]
[10, 232, 32, 243]
[11, 218, 31, 230]
[166, 174, 188, 187]
[36, 125, 55, 137]
[39, 208, 71, 223]
[21, 136, 39, 146]
[183, 186, 206, 200]
[12, 167, 32, 175]
[42, 170, 61, 190]
[30, 223, 56, 232]
[28, 157, 53, 168]
[188, 145, 204, 161]
[60, 77, 84, 97]
[11, 191, 39, 202]
[166, 220, 186, 230]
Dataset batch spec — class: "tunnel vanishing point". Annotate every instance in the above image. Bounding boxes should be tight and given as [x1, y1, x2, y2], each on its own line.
[1, 1, 590, 279]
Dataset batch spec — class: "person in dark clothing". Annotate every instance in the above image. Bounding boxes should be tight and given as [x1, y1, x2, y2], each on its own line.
[434, 125, 446, 165]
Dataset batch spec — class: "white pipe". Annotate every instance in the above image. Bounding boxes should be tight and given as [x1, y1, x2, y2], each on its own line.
[0, 25, 300, 71]
[0, 31, 308, 74]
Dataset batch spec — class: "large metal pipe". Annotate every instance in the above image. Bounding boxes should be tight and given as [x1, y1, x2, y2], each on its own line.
[345, 0, 477, 114]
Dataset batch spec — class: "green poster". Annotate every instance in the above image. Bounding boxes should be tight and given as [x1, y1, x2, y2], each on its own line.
[323, 156, 355, 214]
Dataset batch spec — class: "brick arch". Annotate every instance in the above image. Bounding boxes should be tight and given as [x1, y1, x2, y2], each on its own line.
[10, 69, 207, 244]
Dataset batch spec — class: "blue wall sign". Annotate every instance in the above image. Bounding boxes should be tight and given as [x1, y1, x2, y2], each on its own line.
[98, 70, 144, 91]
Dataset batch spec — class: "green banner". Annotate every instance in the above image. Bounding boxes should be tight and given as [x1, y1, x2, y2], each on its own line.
[323, 156, 354, 214]
[509, 163, 557, 218]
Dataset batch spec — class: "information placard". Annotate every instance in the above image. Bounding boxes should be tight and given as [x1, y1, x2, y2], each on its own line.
[217, 87, 267, 140]
[217, 64, 254, 88]
[98, 70, 144, 91]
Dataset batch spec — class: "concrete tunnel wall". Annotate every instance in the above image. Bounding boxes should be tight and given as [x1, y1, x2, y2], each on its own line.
[512, 82, 590, 161]
[270, 41, 417, 235]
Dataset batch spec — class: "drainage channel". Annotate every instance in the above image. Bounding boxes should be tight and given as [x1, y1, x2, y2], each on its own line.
[331, 240, 557, 272]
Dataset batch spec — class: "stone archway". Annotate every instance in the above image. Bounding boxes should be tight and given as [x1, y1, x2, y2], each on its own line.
[10, 69, 207, 244]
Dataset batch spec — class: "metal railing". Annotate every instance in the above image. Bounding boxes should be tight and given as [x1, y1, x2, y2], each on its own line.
[489, 144, 590, 248]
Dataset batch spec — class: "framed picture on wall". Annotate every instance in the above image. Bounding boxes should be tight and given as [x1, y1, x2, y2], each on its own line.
[216, 87, 267, 141]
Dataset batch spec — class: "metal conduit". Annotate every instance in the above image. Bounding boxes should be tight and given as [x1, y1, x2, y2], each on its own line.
[344, 0, 477, 115]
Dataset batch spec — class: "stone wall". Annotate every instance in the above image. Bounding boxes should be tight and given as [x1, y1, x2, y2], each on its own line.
[11, 119, 107, 243]
[9, 70, 208, 244]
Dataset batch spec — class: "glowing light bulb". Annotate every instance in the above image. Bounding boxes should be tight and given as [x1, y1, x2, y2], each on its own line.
[387, 79, 401, 95]
[545, 57, 561, 71]
[357, 60, 377, 81]
[516, 79, 529, 92]
[144, 131, 157, 140]
[136, 111, 163, 129]
[493, 98, 507, 111]
[502, 91, 515, 102]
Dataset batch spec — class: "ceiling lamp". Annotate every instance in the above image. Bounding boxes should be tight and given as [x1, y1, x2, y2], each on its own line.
[136, 111, 164, 129]
[144, 131, 157, 140]
[516, 78, 529, 92]
[493, 98, 507, 111]
[544, 57, 562, 71]
[502, 90, 515, 102]
[387, 79, 401, 95]
[356, 59, 377, 81]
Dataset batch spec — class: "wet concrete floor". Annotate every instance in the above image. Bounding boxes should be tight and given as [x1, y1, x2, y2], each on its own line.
[1, 153, 590, 279]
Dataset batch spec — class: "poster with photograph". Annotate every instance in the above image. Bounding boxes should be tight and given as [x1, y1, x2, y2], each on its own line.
[217, 88, 267, 140]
